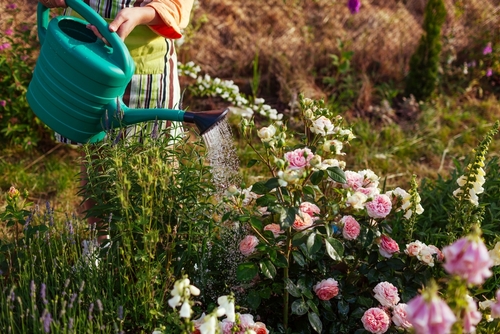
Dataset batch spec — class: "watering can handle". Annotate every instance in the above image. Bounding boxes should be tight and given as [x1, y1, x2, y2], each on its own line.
[37, 0, 132, 72]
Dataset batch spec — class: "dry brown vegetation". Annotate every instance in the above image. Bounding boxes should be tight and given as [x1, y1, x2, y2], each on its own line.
[182, 0, 499, 104]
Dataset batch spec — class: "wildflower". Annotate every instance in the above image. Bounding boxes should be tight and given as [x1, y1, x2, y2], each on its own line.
[0, 100, 6, 107]
[7, 186, 20, 200]
[239, 235, 259, 256]
[406, 284, 456, 334]
[40, 283, 48, 305]
[486, 68, 493, 77]
[42, 311, 53, 333]
[463, 295, 481, 333]
[378, 235, 399, 258]
[483, 42, 492, 55]
[313, 278, 339, 301]
[442, 234, 492, 285]
[5, 28, 13, 36]
[284, 147, 314, 170]
[361, 307, 390, 334]
[340, 215, 360, 240]
[0, 42, 11, 51]
[373, 282, 400, 307]
[365, 194, 392, 219]
[6, 3, 17, 9]
[347, 0, 361, 14]
[392, 303, 412, 329]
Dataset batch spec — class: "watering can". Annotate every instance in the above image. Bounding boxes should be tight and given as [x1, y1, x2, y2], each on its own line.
[27, 0, 227, 143]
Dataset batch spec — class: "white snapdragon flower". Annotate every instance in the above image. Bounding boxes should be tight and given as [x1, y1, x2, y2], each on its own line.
[217, 295, 235, 322]
[199, 313, 219, 334]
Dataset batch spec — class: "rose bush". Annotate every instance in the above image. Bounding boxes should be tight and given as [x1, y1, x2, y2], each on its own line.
[208, 95, 483, 333]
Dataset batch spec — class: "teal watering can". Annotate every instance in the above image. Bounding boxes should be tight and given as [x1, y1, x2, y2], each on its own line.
[27, 0, 227, 143]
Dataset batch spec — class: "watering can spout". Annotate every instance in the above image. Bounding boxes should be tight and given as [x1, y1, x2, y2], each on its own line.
[183, 109, 229, 135]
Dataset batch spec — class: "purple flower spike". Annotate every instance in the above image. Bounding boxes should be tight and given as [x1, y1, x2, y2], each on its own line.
[348, 0, 361, 14]
[483, 42, 492, 55]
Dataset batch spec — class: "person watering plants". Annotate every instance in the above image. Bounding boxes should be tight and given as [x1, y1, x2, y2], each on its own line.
[37, 0, 195, 240]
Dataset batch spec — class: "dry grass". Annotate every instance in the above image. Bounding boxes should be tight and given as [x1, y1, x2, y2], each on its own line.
[182, 0, 500, 102]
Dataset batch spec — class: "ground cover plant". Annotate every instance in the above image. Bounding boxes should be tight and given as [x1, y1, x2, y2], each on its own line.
[2, 0, 500, 333]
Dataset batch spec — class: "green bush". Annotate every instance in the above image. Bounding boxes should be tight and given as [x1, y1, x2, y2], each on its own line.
[404, 0, 447, 101]
[0, 5, 51, 149]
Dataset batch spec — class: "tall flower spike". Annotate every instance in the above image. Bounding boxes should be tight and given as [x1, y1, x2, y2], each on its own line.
[452, 121, 499, 206]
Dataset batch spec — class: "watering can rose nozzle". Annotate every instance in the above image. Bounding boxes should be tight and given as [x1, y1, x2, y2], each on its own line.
[183, 108, 229, 135]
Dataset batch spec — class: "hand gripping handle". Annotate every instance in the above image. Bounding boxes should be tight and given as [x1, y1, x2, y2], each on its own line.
[37, 0, 133, 73]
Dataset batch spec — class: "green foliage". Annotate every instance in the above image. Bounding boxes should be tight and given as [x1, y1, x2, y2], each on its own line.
[322, 39, 359, 111]
[0, 130, 226, 333]
[405, 0, 447, 101]
[0, 6, 51, 149]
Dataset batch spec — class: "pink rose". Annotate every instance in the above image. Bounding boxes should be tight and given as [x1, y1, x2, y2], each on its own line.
[373, 282, 400, 307]
[406, 294, 456, 334]
[341, 215, 360, 240]
[284, 147, 314, 170]
[219, 320, 235, 334]
[239, 235, 259, 256]
[251, 322, 269, 334]
[491, 290, 500, 318]
[344, 170, 364, 190]
[442, 237, 493, 285]
[405, 240, 424, 257]
[391, 303, 412, 329]
[299, 202, 320, 220]
[463, 295, 481, 333]
[365, 194, 392, 219]
[238, 313, 255, 330]
[427, 244, 444, 261]
[263, 223, 284, 237]
[313, 278, 339, 301]
[378, 235, 399, 258]
[292, 213, 313, 231]
[361, 307, 391, 334]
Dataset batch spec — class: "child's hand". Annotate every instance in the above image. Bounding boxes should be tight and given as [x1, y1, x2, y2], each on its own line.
[87, 7, 161, 44]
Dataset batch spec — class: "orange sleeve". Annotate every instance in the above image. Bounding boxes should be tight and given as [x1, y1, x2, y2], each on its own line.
[145, 0, 194, 39]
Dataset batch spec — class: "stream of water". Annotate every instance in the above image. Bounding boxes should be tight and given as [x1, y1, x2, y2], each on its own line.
[202, 118, 241, 193]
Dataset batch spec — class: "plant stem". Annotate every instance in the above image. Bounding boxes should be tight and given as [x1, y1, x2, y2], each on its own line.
[283, 227, 292, 330]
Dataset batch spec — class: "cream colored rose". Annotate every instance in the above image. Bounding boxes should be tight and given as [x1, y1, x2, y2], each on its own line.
[257, 125, 277, 142]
